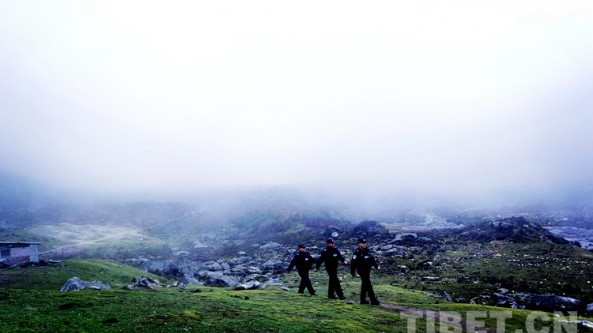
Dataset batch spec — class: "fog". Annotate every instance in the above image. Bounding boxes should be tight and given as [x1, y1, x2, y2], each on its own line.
[1, 2, 592, 208]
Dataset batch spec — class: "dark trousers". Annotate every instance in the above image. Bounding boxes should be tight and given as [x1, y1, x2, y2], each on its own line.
[326, 269, 344, 298]
[359, 272, 376, 302]
[298, 272, 315, 294]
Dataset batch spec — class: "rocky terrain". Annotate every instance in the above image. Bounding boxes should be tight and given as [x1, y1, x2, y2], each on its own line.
[102, 215, 593, 314]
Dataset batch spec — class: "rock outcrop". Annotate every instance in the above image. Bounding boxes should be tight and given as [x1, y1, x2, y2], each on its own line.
[60, 277, 110, 292]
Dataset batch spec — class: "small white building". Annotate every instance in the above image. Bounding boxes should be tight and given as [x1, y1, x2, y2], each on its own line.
[0, 242, 40, 266]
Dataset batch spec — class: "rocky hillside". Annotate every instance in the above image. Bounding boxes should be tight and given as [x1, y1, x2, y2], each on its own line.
[436, 216, 573, 244]
[100, 214, 593, 314]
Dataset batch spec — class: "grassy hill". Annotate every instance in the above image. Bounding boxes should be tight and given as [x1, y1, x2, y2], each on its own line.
[2, 259, 593, 332]
[0, 259, 164, 290]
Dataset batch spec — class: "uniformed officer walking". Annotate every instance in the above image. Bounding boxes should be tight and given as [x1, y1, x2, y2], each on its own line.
[315, 238, 348, 300]
[350, 238, 380, 305]
[286, 244, 317, 295]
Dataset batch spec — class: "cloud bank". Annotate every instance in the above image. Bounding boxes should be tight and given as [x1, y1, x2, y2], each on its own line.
[1, 1, 592, 205]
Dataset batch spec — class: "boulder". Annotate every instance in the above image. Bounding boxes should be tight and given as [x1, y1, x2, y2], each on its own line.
[142, 259, 180, 276]
[261, 278, 289, 291]
[242, 274, 269, 283]
[528, 295, 582, 312]
[441, 291, 453, 302]
[197, 270, 210, 279]
[202, 261, 223, 271]
[493, 293, 521, 309]
[247, 266, 263, 274]
[60, 277, 111, 292]
[261, 259, 285, 274]
[260, 242, 284, 252]
[173, 281, 188, 290]
[220, 262, 231, 271]
[179, 261, 204, 280]
[126, 276, 162, 290]
[234, 281, 261, 290]
[185, 277, 204, 286]
[205, 272, 239, 287]
[394, 233, 418, 242]
[231, 264, 248, 275]
[230, 256, 252, 265]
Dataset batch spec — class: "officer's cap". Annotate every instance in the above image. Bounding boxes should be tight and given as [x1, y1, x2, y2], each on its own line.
[326, 238, 334, 244]
[298, 244, 305, 249]
[358, 238, 367, 244]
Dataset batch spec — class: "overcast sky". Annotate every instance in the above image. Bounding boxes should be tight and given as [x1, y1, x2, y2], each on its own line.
[1, 1, 592, 203]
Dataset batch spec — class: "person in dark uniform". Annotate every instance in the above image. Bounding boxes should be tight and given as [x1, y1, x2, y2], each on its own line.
[315, 238, 348, 300]
[286, 244, 317, 295]
[350, 238, 380, 305]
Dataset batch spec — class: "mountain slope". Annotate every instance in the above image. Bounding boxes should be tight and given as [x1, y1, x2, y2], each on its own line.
[1, 259, 592, 333]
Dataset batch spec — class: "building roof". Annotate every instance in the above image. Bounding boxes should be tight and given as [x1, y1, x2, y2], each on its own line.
[0, 241, 40, 246]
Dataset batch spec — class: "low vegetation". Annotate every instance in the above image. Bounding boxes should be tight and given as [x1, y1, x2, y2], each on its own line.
[2, 259, 593, 332]
[378, 241, 593, 303]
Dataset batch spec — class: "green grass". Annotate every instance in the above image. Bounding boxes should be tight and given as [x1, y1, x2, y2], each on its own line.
[0, 259, 165, 290]
[0, 281, 407, 332]
[3, 259, 593, 332]
[2, 286, 591, 332]
[283, 270, 438, 303]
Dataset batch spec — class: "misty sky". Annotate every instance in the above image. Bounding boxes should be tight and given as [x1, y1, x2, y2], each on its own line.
[1, 2, 592, 202]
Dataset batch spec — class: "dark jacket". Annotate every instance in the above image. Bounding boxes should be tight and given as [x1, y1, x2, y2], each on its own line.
[350, 247, 379, 275]
[317, 246, 346, 271]
[287, 251, 316, 274]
